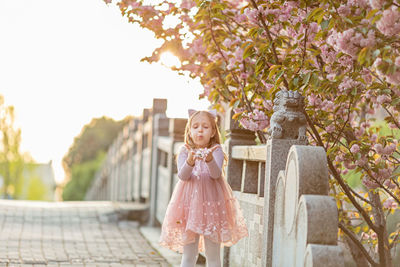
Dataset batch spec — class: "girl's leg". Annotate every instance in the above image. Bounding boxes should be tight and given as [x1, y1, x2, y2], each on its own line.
[180, 234, 200, 267]
[204, 237, 221, 267]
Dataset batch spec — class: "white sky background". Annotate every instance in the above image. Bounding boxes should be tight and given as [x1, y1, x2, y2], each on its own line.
[0, 0, 209, 184]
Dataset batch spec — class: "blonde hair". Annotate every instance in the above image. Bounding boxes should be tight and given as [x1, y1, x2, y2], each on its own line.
[184, 110, 222, 149]
[182, 110, 228, 177]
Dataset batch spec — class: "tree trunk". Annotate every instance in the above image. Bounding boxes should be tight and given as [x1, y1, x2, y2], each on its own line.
[344, 235, 371, 267]
[369, 191, 393, 267]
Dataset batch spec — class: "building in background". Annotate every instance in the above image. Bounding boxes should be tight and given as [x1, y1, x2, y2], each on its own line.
[0, 161, 56, 201]
[20, 161, 57, 201]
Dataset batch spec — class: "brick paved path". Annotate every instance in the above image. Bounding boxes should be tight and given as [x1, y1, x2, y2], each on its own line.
[0, 200, 169, 267]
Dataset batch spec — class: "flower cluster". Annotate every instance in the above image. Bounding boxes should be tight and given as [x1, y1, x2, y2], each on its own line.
[236, 109, 270, 132]
[374, 57, 400, 85]
[194, 148, 211, 160]
[376, 6, 400, 37]
[327, 28, 376, 58]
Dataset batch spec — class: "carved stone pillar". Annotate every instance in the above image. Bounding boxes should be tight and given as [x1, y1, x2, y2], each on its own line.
[138, 108, 150, 203]
[148, 99, 169, 226]
[168, 118, 186, 190]
[262, 90, 308, 267]
[224, 108, 256, 191]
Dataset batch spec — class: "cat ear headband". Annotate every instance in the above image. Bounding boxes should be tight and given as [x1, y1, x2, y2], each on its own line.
[188, 109, 217, 119]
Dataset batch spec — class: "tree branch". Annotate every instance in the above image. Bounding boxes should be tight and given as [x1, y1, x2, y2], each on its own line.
[339, 222, 378, 267]
[303, 110, 379, 232]
[249, 0, 289, 90]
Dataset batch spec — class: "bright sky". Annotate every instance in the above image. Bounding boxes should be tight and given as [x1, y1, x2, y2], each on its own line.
[0, 0, 209, 184]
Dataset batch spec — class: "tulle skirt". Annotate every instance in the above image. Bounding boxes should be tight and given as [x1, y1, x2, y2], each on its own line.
[159, 164, 248, 253]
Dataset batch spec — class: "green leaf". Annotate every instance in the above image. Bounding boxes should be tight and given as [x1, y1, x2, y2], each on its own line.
[371, 13, 382, 24]
[372, 49, 381, 58]
[243, 43, 255, 59]
[351, 87, 358, 96]
[275, 70, 285, 82]
[307, 7, 324, 22]
[357, 47, 369, 65]
[303, 72, 311, 85]
[391, 98, 400, 106]
[255, 57, 266, 75]
[366, 9, 379, 19]
[320, 19, 330, 30]
[268, 65, 281, 80]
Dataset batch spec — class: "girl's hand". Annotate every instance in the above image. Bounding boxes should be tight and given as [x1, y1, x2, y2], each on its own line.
[185, 145, 196, 166]
[205, 145, 219, 163]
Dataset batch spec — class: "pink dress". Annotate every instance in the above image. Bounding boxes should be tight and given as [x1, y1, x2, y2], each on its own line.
[159, 144, 248, 253]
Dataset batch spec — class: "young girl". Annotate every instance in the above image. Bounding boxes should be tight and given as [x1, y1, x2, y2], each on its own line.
[159, 109, 248, 267]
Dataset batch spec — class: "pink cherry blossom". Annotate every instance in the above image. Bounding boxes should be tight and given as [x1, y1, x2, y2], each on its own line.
[354, 128, 365, 138]
[371, 232, 378, 240]
[326, 124, 335, 133]
[239, 109, 269, 132]
[383, 198, 398, 209]
[395, 56, 400, 66]
[376, 6, 400, 37]
[374, 143, 384, 154]
[129, 1, 140, 9]
[244, 8, 259, 25]
[374, 57, 400, 85]
[180, 0, 195, 10]
[377, 94, 391, 104]
[361, 232, 370, 239]
[355, 156, 368, 166]
[338, 5, 351, 16]
[191, 38, 206, 55]
[362, 176, 380, 189]
[369, 0, 385, 9]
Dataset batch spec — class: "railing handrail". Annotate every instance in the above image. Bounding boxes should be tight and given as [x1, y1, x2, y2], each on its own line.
[231, 144, 266, 162]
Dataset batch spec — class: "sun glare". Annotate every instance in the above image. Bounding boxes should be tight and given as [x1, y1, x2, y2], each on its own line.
[159, 52, 181, 68]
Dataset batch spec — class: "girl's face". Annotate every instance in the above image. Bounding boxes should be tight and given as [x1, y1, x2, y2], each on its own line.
[190, 113, 215, 148]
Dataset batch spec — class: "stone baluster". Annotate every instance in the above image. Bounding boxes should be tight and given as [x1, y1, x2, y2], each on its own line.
[130, 119, 139, 201]
[138, 108, 149, 202]
[125, 119, 137, 201]
[222, 108, 256, 267]
[148, 112, 169, 226]
[142, 99, 167, 204]
[168, 118, 186, 190]
[224, 108, 256, 191]
[262, 89, 309, 267]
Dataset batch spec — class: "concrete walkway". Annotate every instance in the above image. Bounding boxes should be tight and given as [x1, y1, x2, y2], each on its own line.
[0, 200, 169, 267]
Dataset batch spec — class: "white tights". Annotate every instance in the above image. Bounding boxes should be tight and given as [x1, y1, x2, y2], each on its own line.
[180, 235, 221, 267]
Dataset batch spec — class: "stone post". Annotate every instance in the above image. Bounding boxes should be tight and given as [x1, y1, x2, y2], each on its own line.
[130, 119, 139, 201]
[110, 141, 117, 201]
[223, 108, 256, 267]
[168, 118, 186, 194]
[224, 108, 256, 191]
[148, 99, 168, 226]
[146, 99, 167, 202]
[262, 90, 308, 267]
[116, 133, 124, 201]
[148, 113, 169, 226]
[138, 108, 150, 203]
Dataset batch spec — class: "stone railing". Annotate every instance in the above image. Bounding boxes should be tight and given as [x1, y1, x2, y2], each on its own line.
[86, 91, 344, 267]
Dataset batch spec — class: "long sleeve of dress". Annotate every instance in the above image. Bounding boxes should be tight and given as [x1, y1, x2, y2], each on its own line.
[177, 146, 193, 181]
[206, 145, 224, 179]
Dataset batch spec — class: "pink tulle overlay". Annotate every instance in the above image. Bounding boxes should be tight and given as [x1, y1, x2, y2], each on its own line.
[159, 158, 248, 253]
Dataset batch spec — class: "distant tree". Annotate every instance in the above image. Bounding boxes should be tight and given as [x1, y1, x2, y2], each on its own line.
[62, 116, 130, 200]
[62, 152, 105, 201]
[62, 116, 129, 175]
[26, 176, 48, 201]
[0, 95, 33, 199]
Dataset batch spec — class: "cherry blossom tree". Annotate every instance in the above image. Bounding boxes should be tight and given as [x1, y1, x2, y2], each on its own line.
[103, 0, 400, 265]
